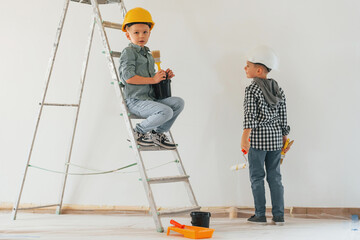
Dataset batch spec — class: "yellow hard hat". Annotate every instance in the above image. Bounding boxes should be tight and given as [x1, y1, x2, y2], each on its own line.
[122, 7, 155, 32]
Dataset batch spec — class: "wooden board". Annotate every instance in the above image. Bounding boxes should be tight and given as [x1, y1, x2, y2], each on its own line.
[2, 203, 359, 219]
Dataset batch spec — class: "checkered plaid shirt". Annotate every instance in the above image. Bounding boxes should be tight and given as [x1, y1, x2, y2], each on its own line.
[243, 81, 290, 151]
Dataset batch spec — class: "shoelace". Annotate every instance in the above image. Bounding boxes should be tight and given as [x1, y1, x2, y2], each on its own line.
[136, 131, 148, 140]
[158, 133, 170, 142]
[143, 132, 151, 138]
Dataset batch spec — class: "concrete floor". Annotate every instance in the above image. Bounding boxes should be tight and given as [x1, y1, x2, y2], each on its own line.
[0, 213, 359, 240]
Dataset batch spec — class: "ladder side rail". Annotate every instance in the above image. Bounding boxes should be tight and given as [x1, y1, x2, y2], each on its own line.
[56, 17, 96, 215]
[11, 0, 71, 220]
[89, 0, 164, 232]
[89, 1, 122, 98]
[169, 131, 199, 207]
[118, 91, 163, 228]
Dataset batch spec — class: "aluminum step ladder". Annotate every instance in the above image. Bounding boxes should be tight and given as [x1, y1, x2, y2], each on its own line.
[11, 0, 200, 233]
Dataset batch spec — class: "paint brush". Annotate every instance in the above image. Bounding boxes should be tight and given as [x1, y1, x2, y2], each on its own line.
[280, 139, 294, 164]
[151, 50, 161, 71]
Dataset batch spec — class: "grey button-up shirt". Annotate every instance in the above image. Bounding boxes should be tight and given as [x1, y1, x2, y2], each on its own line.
[119, 43, 156, 100]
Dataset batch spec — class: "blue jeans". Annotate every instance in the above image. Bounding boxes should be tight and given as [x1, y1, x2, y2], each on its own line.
[125, 97, 184, 134]
[248, 147, 284, 217]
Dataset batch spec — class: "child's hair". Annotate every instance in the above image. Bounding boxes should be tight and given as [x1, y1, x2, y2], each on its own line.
[125, 22, 152, 30]
[254, 63, 271, 73]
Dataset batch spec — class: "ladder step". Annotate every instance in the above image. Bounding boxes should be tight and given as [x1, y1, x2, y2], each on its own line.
[147, 175, 189, 184]
[71, 0, 121, 4]
[102, 21, 122, 30]
[158, 206, 201, 216]
[102, 51, 121, 58]
[139, 145, 176, 152]
[110, 51, 121, 58]
[17, 204, 60, 210]
[40, 103, 79, 107]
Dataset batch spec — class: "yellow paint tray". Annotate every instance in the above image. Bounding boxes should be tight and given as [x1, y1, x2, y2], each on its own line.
[167, 225, 214, 239]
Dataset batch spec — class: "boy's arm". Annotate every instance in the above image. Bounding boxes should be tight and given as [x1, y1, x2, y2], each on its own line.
[279, 88, 290, 152]
[278, 88, 290, 136]
[241, 129, 251, 152]
[119, 48, 136, 84]
[126, 71, 166, 85]
[242, 85, 258, 152]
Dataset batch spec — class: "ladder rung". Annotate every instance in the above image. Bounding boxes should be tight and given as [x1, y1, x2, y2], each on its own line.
[71, 0, 121, 4]
[110, 51, 121, 58]
[40, 103, 79, 107]
[158, 206, 201, 216]
[139, 145, 176, 152]
[17, 204, 60, 210]
[147, 175, 189, 184]
[102, 51, 121, 58]
[102, 21, 122, 30]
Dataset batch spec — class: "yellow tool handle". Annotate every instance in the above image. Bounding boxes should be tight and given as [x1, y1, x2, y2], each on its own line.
[281, 139, 294, 165]
[155, 62, 161, 71]
[281, 138, 290, 155]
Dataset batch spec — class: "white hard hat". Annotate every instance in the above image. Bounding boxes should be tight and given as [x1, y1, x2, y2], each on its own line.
[247, 45, 279, 71]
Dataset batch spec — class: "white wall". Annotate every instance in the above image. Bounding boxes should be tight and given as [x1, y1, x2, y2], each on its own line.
[1, 0, 359, 209]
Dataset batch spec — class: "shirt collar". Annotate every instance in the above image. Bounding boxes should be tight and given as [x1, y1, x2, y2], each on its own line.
[128, 43, 150, 54]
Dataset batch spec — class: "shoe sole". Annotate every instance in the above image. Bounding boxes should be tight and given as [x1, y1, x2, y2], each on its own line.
[273, 221, 285, 226]
[127, 139, 155, 146]
[137, 142, 156, 146]
[247, 221, 267, 225]
[153, 142, 176, 149]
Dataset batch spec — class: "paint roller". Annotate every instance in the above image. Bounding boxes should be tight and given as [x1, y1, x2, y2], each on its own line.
[230, 149, 248, 170]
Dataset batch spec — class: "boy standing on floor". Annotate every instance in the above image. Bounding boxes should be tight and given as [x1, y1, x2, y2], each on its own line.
[119, 7, 184, 149]
[241, 46, 291, 225]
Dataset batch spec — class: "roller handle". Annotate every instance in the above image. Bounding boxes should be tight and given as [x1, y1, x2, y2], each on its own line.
[170, 219, 185, 229]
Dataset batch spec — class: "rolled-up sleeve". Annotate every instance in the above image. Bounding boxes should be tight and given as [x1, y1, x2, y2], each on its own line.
[119, 48, 136, 84]
[279, 88, 290, 136]
[243, 86, 258, 129]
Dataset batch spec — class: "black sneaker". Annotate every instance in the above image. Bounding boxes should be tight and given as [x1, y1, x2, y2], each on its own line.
[247, 215, 267, 224]
[272, 216, 285, 225]
[133, 130, 154, 146]
[151, 130, 176, 149]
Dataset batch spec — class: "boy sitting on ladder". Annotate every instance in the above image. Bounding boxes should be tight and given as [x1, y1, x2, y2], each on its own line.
[119, 7, 184, 150]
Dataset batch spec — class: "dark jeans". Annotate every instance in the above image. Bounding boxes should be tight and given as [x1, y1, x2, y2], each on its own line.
[248, 147, 284, 217]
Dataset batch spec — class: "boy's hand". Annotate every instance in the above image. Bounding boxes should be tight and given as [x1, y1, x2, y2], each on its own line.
[153, 70, 166, 83]
[241, 136, 250, 153]
[241, 129, 251, 153]
[165, 68, 175, 79]
[282, 136, 290, 153]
